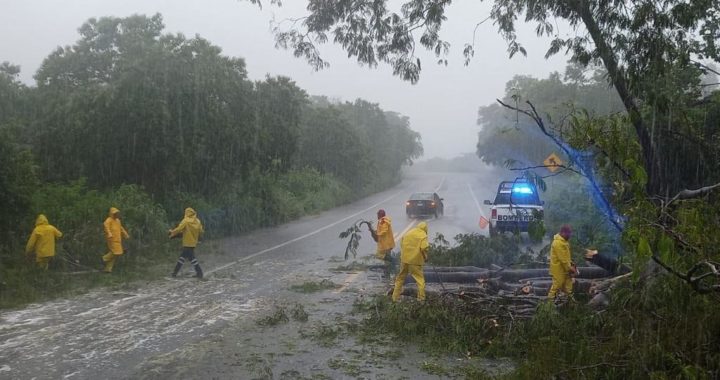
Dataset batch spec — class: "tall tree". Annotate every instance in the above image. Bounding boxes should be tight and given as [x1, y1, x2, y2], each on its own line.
[0, 65, 38, 241]
[32, 14, 258, 198]
[255, 76, 308, 171]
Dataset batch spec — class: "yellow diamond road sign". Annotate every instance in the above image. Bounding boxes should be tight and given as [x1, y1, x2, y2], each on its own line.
[544, 153, 563, 173]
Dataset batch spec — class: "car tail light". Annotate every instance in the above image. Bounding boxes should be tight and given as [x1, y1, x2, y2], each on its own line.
[491, 209, 497, 219]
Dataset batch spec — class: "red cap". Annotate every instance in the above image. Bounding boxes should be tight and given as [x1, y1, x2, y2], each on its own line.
[377, 209, 386, 218]
[560, 224, 573, 234]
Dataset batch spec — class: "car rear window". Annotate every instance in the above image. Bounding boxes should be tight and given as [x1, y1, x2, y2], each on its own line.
[409, 193, 434, 200]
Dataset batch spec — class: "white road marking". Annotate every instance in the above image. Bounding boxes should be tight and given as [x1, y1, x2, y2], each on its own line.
[208, 188, 408, 274]
[393, 220, 417, 241]
[435, 177, 445, 192]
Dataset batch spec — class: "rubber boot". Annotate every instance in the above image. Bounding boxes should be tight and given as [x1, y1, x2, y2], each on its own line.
[172, 262, 183, 277]
[193, 264, 204, 279]
[172, 257, 185, 277]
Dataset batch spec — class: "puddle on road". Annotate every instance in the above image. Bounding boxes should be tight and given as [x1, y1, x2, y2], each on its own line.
[132, 266, 514, 380]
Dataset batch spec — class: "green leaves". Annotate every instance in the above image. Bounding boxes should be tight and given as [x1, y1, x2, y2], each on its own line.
[657, 234, 675, 264]
[623, 159, 648, 189]
[637, 236, 652, 259]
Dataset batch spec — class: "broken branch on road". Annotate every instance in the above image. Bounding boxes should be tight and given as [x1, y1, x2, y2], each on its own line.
[339, 219, 375, 260]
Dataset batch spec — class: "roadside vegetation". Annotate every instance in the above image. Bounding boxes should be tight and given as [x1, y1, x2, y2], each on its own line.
[357, 235, 720, 379]
[0, 14, 422, 309]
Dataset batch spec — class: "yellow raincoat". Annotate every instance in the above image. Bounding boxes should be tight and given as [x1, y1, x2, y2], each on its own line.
[102, 207, 130, 273]
[25, 214, 63, 269]
[399, 222, 429, 265]
[375, 216, 395, 260]
[103, 207, 129, 255]
[392, 222, 429, 301]
[169, 208, 204, 247]
[548, 233, 573, 299]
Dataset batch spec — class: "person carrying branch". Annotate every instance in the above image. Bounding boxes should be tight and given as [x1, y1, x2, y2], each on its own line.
[392, 222, 429, 302]
[101, 207, 130, 273]
[548, 224, 578, 301]
[169, 207, 204, 279]
[25, 214, 63, 270]
[373, 209, 395, 261]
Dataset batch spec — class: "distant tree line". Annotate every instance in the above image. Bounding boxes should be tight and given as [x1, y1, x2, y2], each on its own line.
[0, 13, 423, 248]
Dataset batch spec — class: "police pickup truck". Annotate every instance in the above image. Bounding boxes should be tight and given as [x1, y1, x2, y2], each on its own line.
[483, 178, 544, 236]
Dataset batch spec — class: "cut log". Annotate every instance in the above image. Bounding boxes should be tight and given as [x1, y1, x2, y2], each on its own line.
[482, 278, 594, 295]
[585, 251, 632, 275]
[492, 267, 610, 281]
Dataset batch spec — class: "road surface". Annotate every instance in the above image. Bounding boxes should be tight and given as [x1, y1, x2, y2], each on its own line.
[0, 170, 509, 379]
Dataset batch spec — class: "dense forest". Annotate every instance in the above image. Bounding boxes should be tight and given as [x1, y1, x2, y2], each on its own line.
[0, 14, 422, 306]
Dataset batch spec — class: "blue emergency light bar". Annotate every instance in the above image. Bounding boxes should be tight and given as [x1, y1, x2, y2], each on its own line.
[511, 185, 534, 194]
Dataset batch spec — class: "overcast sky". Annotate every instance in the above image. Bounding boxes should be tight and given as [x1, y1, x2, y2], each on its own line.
[0, 0, 569, 159]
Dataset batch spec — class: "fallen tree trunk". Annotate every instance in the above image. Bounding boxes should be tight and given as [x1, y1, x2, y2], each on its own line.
[404, 267, 609, 285]
[492, 266, 610, 281]
[587, 272, 633, 309]
[484, 278, 595, 295]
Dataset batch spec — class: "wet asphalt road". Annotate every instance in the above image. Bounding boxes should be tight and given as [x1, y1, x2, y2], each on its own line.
[0, 170, 505, 380]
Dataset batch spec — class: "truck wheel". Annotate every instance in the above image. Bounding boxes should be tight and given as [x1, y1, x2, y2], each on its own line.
[434, 210, 439, 219]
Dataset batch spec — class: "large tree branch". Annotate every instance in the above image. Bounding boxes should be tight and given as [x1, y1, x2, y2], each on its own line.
[646, 219, 720, 294]
[497, 98, 623, 232]
[651, 256, 720, 294]
[667, 182, 720, 206]
[692, 59, 720, 77]
[507, 164, 583, 176]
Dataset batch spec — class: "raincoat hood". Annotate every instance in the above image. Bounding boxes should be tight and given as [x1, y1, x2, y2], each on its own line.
[417, 222, 428, 233]
[170, 207, 204, 248]
[182, 208, 202, 230]
[35, 214, 49, 226]
[553, 233, 567, 243]
[108, 207, 120, 217]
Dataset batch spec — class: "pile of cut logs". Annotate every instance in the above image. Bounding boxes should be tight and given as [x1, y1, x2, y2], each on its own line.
[394, 265, 626, 316]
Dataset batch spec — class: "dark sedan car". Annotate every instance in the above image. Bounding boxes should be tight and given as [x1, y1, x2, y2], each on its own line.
[406, 192, 444, 218]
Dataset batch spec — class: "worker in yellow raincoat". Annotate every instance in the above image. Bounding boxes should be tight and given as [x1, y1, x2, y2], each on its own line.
[392, 222, 429, 302]
[25, 214, 63, 270]
[169, 207, 205, 279]
[101, 207, 130, 273]
[548, 224, 578, 300]
[374, 209, 395, 260]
